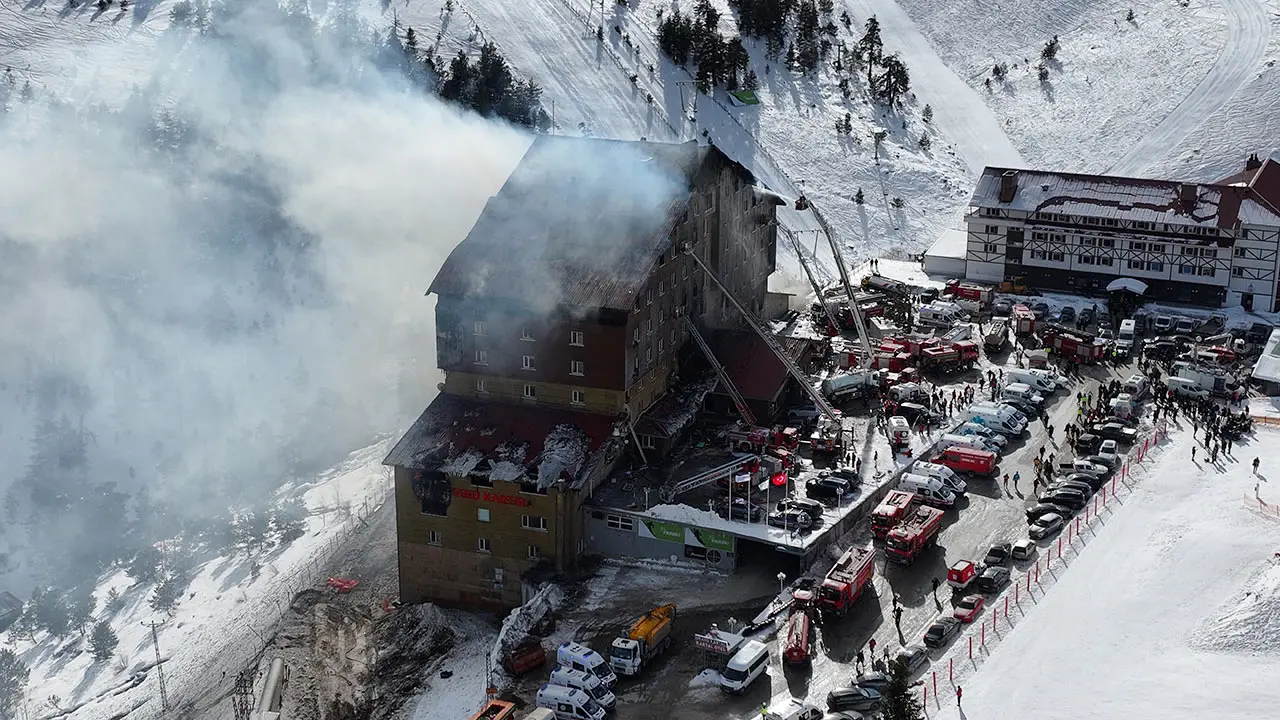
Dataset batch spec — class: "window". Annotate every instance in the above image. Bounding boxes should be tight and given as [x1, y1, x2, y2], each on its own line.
[1179, 264, 1195, 275]
[1050, 252, 1065, 262]
[646, 346, 653, 363]
[528, 544, 541, 560]
[570, 359, 585, 376]
[522, 355, 536, 371]
[1100, 238, 1114, 248]
[1032, 231, 1047, 240]
[985, 225, 998, 234]
[571, 389, 585, 405]
[522, 515, 548, 531]
[683, 264, 688, 279]
[1199, 248, 1215, 257]
[671, 328, 677, 344]
[1198, 266, 1215, 276]
[658, 338, 664, 354]
[1128, 259, 1144, 269]
[429, 530, 442, 545]
[523, 384, 536, 400]
[493, 567, 504, 586]
[521, 327, 534, 341]
[1099, 257, 1114, 267]
[647, 289, 653, 306]
[1150, 244, 1166, 253]
[1148, 261, 1164, 272]
[1181, 247, 1196, 256]
[1078, 255, 1096, 265]
[646, 316, 653, 334]
[606, 514, 635, 531]
[474, 349, 488, 365]
[477, 508, 491, 523]
[983, 243, 998, 253]
[1233, 267, 1245, 277]
[1235, 247, 1247, 258]
[1131, 241, 1146, 252]
[477, 537, 491, 553]
[570, 330, 584, 346]
[475, 379, 488, 394]
[659, 280, 665, 296]
[473, 320, 485, 335]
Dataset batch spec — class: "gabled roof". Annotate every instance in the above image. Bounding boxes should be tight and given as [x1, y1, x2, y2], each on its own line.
[1217, 156, 1280, 220]
[709, 330, 811, 402]
[970, 166, 1280, 231]
[428, 136, 755, 312]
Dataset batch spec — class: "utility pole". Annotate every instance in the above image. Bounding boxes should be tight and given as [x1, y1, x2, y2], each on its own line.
[142, 619, 169, 711]
[232, 669, 256, 720]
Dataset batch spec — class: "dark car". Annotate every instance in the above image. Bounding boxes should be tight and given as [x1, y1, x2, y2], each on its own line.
[1001, 396, 1038, 416]
[722, 498, 764, 522]
[1026, 502, 1074, 522]
[1058, 307, 1076, 323]
[827, 687, 883, 713]
[1065, 471, 1109, 491]
[1074, 433, 1103, 454]
[1032, 302, 1050, 319]
[1047, 480, 1094, 498]
[983, 542, 1012, 566]
[1039, 488, 1087, 511]
[1079, 307, 1096, 325]
[777, 496, 826, 521]
[894, 644, 930, 673]
[851, 671, 891, 692]
[768, 508, 813, 529]
[1246, 322, 1274, 345]
[825, 467, 862, 486]
[975, 566, 1012, 593]
[1098, 312, 1114, 330]
[1092, 423, 1139, 443]
[993, 299, 1013, 317]
[922, 616, 963, 648]
[1082, 453, 1120, 471]
[807, 476, 853, 502]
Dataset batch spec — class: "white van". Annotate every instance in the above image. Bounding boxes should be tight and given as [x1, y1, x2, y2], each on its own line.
[911, 461, 968, 495]
[1117, 319, 1137, 349]
[965, 403, 1027, 436]
[720, 640, 769, 694]
[1005, 368, 1056, 395]
[536, 684, 607, 720]
[549, 667, 617, 712]
[1122, 374, 1149, 399]
[898, 473, 957, 507]
[1166, 376, 1209, 400]
[956, 422, 1008, 448]
[524, 710, 557, 720]
[918, 301, 970, 327]
[1001, 382, 1045, 407]
[557, 642, 617, 690]
[939, 433, 1000, 455]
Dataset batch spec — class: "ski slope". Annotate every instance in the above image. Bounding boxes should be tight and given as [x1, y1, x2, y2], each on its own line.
[927, 431, 1280, 720]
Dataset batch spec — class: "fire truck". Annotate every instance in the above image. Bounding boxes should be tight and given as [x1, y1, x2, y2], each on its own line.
[884, 506, 945, 565]
[863, 274, 912, 296]
[781, 609, 813, 664]
[942, 280, 993, 306]
[818, 546, 876, 617]
[1041, 325, 1107, 364]
[870, 490, 918, 539]
[919, 341, 980, 373]
[725, 423, 800, 453]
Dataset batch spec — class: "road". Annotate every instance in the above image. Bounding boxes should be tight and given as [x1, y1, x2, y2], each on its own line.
[571, 353, 1138, 720]
[1105, 0, 1269, 176]
[840, 0, 1026, 173]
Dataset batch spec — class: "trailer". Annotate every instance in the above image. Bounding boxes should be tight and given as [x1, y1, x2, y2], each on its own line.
[870, 490, 918, 540]
[780, 609, 813, 664]
[610, 604, 677, 676]
[884, 506, 945, 565]
[818, 546, 876, 616]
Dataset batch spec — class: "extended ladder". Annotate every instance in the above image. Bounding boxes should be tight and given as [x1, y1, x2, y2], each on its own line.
[779, 224, 842, 338]
[684, 249, 841, 424]
[683, 315, 756, 426]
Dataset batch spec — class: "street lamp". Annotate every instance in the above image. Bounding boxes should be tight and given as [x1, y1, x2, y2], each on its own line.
[777, 571, 787, 596]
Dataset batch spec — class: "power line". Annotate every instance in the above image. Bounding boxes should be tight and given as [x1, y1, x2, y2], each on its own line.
[141, 619, 169, 711]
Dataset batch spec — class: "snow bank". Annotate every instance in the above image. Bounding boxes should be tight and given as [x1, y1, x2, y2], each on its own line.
[1191, 559, 1280, 656]
[407, 611, 496, 720]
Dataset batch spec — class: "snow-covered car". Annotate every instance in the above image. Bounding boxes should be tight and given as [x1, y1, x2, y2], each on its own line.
[952, 594, 985, 623]
[923, 616, 963, 648]
[768, 508, 814, 529]
[983, 542, 1012, 566]
[975, 566, 1012, 593]
[1083, 453, 1120, 471]
[993, 299, 1013, 316]
[851, 671, 890, 692]
[1099, 439, 1120, 455]
[763, 698, 824, 720]
[1029, 512, 1065, 540]
[827, 686, 882, 713]
[1011, 539, 1037, 561]
[894, 644, 930, 673]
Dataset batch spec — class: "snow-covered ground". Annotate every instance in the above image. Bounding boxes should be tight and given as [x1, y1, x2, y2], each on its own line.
[405, 610, 497, 720]
[1, 441, 393, 720]
[924, 428, 1280, 720]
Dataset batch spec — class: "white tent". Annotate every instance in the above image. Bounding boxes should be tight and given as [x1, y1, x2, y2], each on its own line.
[1106, 278, 1149, 294]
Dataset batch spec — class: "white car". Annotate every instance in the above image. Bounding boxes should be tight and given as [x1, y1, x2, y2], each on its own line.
[1029, 513, 1065, 540]
[764, 698, 824, 720]
[1011, 538, 1037, 561]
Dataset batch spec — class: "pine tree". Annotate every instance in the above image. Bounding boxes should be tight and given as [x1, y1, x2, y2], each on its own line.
[1126, 8, 1135, 21]
[859, 16, 883, 87]
[271, 497, 308, 546]
[0, 649, 29, 719]
[65, 586, 95, 636]
[872, 130, 888, 161]
[855, 188, 865, 204]
[874, 53, 910, 106]
[922, 103, 933, 123]
[1041, 35, 1059, 61]
[127, 545, 164, 584]
[405, 27, 418, 54]
[880, 658, 925, 720]
[1038, 64, 1050, 82]
[89, 621, 119, 662]
[919, 133, 931, 150]
[819, 0, 834, 14]
[743, 68, 759, 91]
[31, 587, 71, 639]
[149, 574, 181, 615]
[840, 10, 852, 29]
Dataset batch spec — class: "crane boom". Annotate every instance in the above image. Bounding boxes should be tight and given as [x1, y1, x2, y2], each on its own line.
[682, 315, 756, 426]
[779, 225, 841, 337]
[820, 229, 874, 369]
[684, 248, 841, 424]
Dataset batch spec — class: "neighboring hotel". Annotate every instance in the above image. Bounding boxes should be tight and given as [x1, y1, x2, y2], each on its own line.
[383, 136, 781, 609]
[958, 154, 1280, 310]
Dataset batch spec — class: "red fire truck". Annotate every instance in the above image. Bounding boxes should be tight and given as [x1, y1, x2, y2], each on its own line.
[885, 506, 945, 565]
[725, 423, 800, 453]
[1042, 326, 1107, 364]
[1012, 304, 1036, 335]
[818, 546, 877, 616]
[943, 280, 993, 306]
[870, 490, 919, 539]
[919, 341, 980, 373]
[931, 446, 999, 478]
[781, 609, 812, 664]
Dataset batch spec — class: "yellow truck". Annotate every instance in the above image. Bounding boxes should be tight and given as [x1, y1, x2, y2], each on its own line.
[608, 604, 676, 676]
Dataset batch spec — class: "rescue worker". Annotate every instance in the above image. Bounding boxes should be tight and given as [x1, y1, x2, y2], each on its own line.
[956, 686, 963, 707]
[1013, 471, 1021, 488]
[1254, 457, 1261, 473]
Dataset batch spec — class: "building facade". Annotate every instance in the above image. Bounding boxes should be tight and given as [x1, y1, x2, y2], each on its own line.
[963, 158, 1280, 310]
[385, 137, 780, 609]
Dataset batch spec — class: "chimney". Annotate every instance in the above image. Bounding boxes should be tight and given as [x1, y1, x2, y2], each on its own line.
[1178, 184, 1198, 213]
[998, 170, 1018, 203]
[1246, 153, 1263, 172]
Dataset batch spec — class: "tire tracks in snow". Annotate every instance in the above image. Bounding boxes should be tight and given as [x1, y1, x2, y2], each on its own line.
[840, 0, 1025, 173]
[1106, 0, 1269, 176]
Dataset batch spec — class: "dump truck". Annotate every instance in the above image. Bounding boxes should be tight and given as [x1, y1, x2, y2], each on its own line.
[818, 545, 876, 616]
[609, 604, 676, 676]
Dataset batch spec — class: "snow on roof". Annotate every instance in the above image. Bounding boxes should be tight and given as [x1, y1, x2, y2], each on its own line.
[536, 424, 590, 489]
[926, 228, 969, 261]
[635, 372, 718, 438]
[1251, 328, 1280, 383]
[488, 443, 529, 484]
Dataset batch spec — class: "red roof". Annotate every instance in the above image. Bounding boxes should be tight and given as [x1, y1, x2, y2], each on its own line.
[383, 393, 616, 470]
[710, 331, 811, 402]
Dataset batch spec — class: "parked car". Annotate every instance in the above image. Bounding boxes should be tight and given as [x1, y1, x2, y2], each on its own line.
[922, 617, 963, 648]
[807, 476, 853, 502]
[1079, 307, 1096, 325]
[975, 566, 1012, 593]
[1026, 502, 1074, 522]
[952, 595, 985, 623]
[777, 497, 826, 521]
[764, 699, 825, 720]
[1039, 489, 1087, 511]
[894, 644, 930, 673]
[1032, 302, 1050, 319]
[1064, 472, 1108, 492]
[851, 672, 890, 692]
[1092, 423, 1138, 443]
[824, 466, 862, 485]
[1058, 307, 1076, 323]
[1099, 439, 1120, 456]
[1047, 479, 1094, 497]
[1074, 433, 1103, 454]
[768, 509, 814, 529]
[1083, 453, 1119, 471]
[1011, 538, 1036, 561]
[1029, 512, 1065, 540]
[827, 687, 882, 713]
[983, 542, 1012, 566]
[993, 299, 1013, 316]
[723, 498, 764, 522]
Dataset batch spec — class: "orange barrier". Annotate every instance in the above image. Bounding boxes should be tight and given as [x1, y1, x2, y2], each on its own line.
[1251, 415, 1280, 426]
